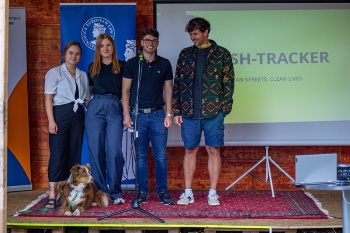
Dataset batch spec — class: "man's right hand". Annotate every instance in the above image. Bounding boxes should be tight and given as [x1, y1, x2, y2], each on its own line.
[123, 116, 133, 129]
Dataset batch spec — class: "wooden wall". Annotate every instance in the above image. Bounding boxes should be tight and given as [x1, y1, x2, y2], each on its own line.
[9, 0, 350, 191]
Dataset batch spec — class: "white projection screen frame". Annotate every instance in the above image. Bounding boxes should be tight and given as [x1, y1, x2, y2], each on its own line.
[154, 1, 350, 146]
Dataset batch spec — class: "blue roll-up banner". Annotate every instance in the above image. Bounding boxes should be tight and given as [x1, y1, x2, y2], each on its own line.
[8, 7, 32, 192]
[60, 3, 136, 189]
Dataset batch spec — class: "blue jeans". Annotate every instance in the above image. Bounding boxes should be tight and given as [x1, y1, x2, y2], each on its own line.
[131, 109, 168, 194]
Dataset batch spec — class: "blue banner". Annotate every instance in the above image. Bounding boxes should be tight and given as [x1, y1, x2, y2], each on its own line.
[60, 3, 136, 70]
[60, 3, 136, 188]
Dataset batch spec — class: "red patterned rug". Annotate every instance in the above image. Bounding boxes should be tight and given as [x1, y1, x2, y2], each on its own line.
[15, 190, 328, 219]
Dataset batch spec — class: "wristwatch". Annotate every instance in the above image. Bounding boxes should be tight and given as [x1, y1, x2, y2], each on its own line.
[166, 113, 173, 117]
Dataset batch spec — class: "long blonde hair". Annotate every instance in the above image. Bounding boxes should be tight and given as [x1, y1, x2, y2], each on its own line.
[89, 34, 120, 77]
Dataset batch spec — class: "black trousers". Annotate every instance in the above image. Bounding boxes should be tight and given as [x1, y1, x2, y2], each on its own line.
[48, 103, 84, 182]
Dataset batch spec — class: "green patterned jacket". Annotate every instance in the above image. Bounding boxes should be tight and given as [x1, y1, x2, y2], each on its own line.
[172, 40, 235, 119]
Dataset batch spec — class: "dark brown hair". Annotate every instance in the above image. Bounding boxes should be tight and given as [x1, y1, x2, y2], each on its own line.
[185, 17, 211, 34]
[141, 28, 159, 39]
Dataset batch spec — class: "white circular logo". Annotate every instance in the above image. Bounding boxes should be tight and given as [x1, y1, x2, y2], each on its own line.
[81, 17, 115, 50]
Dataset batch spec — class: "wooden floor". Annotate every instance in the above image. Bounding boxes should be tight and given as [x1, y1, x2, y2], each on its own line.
[6, 188, 344, 233]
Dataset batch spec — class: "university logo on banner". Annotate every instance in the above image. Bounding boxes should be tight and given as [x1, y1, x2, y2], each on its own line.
[81, 17, 115, 51]
[60, 3, 136, 71]
[60, 3, 137, 188]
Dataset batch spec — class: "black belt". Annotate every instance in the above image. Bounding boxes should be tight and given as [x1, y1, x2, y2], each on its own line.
[130, 106, 163, 113]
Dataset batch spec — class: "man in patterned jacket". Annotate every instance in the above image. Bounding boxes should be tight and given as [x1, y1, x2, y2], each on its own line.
[173, 17, 234, 206]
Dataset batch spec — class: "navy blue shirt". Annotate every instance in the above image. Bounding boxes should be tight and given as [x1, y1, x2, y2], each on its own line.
[123, 55, 173, 108]
[88, 61, 125, 98]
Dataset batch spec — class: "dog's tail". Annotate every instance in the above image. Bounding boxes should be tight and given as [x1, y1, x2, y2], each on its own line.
[94, 191, 111, 207]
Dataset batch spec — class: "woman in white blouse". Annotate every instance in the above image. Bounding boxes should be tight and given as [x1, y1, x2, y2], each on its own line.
[44, 41, 90, 209]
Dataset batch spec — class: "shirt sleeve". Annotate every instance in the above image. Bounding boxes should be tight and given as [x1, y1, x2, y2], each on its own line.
[122, 59, 135, 79]
[44, 68, 58, 95]
[172, 51, 183, 116]
[221, 49, 235, 116]
[82, 72, 91, 101]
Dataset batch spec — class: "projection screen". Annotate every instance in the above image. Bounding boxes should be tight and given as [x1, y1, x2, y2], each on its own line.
[154, 1, 350, 146]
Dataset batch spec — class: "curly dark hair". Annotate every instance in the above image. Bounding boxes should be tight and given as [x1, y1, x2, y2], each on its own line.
[185, 17, 211, 34]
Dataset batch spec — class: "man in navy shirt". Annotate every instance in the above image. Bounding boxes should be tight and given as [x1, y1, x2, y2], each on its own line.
[122, 28, 174, 205]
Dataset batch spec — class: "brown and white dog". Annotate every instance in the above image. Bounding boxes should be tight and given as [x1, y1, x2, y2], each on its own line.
[57, 164, 110, 216]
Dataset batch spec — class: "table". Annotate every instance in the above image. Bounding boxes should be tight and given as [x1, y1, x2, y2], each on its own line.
[297, 182, 350, 233]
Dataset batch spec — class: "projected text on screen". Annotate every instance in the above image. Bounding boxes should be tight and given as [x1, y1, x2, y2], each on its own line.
[156, 2, 350, 146]
[157, 4, 350, 124]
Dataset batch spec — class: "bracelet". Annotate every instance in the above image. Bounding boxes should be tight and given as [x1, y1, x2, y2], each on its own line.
[166, 113, 173, 117]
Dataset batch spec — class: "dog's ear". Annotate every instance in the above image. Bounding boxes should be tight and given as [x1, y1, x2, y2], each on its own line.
[70, 167, 73, 173]
[85, 164, 91, 172]
[70, 165, 78, 175]
[79, 165, 89, 176]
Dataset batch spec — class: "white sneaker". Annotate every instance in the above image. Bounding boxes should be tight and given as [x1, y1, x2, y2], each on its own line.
[207, 194, 220, 206]
[113, 198, 125, 205]
[177, 193, 194, 205]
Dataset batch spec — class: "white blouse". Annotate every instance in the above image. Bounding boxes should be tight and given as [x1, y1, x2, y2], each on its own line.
[45, 63, 90, 111]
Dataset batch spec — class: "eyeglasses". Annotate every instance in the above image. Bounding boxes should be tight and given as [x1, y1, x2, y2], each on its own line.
[143, 39, 159, 44]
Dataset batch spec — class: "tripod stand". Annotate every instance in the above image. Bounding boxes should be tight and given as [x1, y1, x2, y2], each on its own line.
[98, 54, 164, 223]
[225, 146, 295, 197]
[97, 125, 164, 222]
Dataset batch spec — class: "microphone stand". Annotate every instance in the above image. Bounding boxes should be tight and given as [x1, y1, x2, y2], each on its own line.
[98, 53, 164, 223]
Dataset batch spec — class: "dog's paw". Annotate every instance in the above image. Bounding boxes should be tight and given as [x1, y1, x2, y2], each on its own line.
[91, 202, 97, 206]
[64, 211, 72, 216]
[73, 209, 81, 216]
[102, 196, 110, 207]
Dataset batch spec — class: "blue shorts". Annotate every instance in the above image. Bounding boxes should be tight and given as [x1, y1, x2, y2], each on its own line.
[181, 112, 225, 149]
